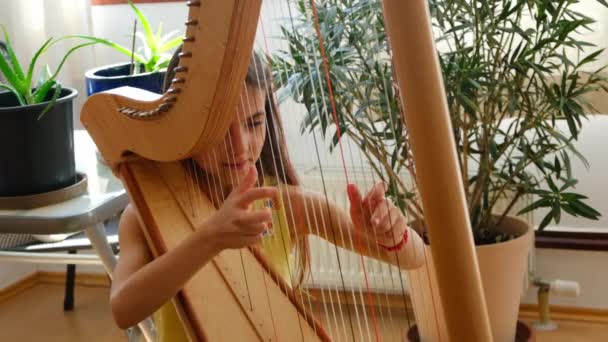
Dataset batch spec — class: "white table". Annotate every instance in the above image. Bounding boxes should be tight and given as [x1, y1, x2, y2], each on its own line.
[0, 130, 127, 274]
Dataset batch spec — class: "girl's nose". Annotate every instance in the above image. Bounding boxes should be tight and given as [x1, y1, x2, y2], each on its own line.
[227, 123, 247, 156]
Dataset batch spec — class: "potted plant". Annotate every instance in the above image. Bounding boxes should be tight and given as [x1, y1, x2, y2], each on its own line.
[77, 0, 183, 95]
[0, 27, 96, 197]
[273, 0, 606, 340]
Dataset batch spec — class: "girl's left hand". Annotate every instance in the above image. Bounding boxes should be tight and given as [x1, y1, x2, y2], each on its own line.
[347, 182, 407, 249]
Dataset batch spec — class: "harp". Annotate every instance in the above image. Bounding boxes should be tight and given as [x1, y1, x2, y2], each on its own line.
[81, 1, 494, 341]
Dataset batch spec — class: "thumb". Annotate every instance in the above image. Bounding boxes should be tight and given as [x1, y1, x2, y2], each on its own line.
[235, 165, 258, 194]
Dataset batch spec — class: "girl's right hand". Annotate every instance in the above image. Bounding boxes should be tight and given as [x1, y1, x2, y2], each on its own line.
[206, 165, 278, 250]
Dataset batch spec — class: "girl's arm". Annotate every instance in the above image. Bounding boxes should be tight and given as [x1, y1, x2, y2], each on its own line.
[285, 184, 426, 270]
[110, 166, 276, 329]
[110, 205, 222, 329]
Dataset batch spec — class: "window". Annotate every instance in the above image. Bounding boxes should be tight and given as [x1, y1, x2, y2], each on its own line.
[91, 0, 183, 5]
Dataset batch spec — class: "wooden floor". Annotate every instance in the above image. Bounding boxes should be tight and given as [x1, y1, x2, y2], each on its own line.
[1, 282, 607, 341]
[521, 319, 608, 342]
[0, 283, 126, 342]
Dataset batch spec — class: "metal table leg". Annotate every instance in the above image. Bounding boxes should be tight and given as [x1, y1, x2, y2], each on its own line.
[85, 223, 117, 277]
[85, 222, 156, 342]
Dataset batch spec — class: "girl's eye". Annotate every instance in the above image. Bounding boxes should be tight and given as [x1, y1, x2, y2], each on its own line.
[247, 121, 264, 129]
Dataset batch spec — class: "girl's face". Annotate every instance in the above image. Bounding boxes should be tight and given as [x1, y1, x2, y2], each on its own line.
[194, 85, 267, 191]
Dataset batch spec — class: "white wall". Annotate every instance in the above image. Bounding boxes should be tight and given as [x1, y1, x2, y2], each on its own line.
[0, 263, 36, 289]
[523, 248, 608, 309]
[531, 116, 608, 231]
[89, 3, 187, 67]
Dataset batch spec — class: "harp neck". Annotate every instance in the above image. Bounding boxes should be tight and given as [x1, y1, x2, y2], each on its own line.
[81, 0, 262, 168]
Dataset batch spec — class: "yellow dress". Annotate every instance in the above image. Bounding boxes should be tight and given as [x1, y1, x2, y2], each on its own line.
[153, 177, 293, 341]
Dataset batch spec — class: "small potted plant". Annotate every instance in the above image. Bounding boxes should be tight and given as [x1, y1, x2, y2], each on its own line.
[78, 0, 183, 95]
[274, 0, 606, 340]
[0, 27, 96, 196]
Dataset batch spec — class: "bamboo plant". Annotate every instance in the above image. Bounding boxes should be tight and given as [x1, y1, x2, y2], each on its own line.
[273, 0, 607, 243]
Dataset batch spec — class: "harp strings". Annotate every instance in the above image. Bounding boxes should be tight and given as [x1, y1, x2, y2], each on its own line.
[270, 0, 395, 340]
[285, 0, 442, 340]
[180, 0, 446, 340]
[308, 0, 391, 340]
[334, 2, 410, 340]
[319, 0, 411, 339]
[279, 1, 360, 340]
[270, 1, 352, 340]
[254, 3, 334, 340]
[247, 41, 310, 339]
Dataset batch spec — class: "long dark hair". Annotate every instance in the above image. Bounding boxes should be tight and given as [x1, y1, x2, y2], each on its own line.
[163, 46, 299, 187]
[163, 46, 309, 286]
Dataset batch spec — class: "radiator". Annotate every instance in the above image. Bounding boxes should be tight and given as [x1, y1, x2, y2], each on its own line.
[295, 167, 533, 295]
[297, 168, 410, 294]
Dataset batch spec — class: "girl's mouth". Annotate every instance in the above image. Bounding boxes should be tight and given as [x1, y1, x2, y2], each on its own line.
[223, 160, 249, 171]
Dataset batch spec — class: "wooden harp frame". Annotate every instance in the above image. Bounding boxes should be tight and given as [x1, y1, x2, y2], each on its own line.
[82, 0, 493, 341]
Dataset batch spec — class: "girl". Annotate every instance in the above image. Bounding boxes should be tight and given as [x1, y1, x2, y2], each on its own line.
[109, 47, 426, 341]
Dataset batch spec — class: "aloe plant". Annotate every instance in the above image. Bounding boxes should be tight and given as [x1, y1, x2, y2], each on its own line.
[0, 26, 96, 118]
[70, 0, 183, 73]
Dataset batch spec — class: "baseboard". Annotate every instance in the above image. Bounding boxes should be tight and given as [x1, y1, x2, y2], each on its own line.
[0, 272, 38, 303]
[0, 271, 110, 303]
[305, 288, 608, 324]
[2, 273, 607, 325]
[520, 304, 608, 324]
[37, 271, 110, 287]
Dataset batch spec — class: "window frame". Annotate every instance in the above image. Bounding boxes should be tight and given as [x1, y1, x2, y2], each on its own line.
[535, 230, 608, 251]
[91, 0, 183, 5]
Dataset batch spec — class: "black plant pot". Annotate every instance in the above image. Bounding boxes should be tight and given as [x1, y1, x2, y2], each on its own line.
[0, 87, 78, 196]
[85, 62, 165, 96]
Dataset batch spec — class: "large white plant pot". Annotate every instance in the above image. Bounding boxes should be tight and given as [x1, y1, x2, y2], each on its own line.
[408, 215, 533, 342]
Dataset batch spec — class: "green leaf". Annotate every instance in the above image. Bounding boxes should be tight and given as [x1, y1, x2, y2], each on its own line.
[570, 199, 601, 219]
[32, 76, 56, 103]
[0, 83, 25, 105]
[45, 42, 98, 90]
[518, 197, 552, 215]
[1, 25, 25, 82]
[546, 176, 559, 192]
[64, 35, 146, 65]
[0, 48, 20, 91]
[537, 211, 554, 230]
[37, 82, 62, 120]
[25, 37, 56, 92]
[158, 36, 184, 54]
[559, 178, 578, 191]
[156, 22, 164, 42]
[554, 157, 561, 178]
[128, 0, 157, 56]
[577, 49, 604, 68]
[552, 201, 561, 224]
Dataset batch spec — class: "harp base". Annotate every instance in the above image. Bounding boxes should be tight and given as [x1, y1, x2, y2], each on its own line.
[406, 320, 535, 342]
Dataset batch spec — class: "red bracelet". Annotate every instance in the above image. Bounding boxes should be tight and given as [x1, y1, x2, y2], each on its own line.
[379, 229, 409, 252]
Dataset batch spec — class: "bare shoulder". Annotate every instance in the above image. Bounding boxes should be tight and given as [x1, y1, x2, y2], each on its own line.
[118, 205, 148, 250]
[113, 204, 152, 282]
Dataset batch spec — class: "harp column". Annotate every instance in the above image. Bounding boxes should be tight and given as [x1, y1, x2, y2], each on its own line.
[382, 1, 494, 341]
